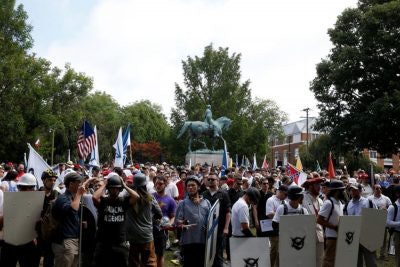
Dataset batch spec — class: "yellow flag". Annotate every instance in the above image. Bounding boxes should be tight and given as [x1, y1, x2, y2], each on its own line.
[229, 157, 233, 168]
[296, 156, 303, 171]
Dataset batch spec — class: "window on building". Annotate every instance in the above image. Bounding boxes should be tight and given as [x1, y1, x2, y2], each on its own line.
[293, 133, 301, 143]
[369, 150, 377, 159]
[295, 148, 299, 158]
[283, 150, 288, 165]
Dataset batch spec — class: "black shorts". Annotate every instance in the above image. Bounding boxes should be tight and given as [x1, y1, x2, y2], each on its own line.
[153, 230, 167, 256]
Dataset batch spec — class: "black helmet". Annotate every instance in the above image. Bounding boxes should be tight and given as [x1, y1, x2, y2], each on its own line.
[246, 187, 261, 205]
[107, 174, 123, 189]
[328, 180, 346, 191]
[41, 169, 58, 181]
[288, 185, 304, 200]
[134, 172, 147, 187]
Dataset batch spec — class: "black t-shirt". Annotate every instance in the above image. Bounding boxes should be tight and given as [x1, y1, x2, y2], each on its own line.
[257, 189, 273, 221]
[228, 188, 244, 207]
[96, 195, 131, 244]
[202, 189, 231, 231]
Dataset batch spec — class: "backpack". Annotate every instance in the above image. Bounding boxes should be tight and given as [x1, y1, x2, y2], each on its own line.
[388, 204, 398, 235]
[40, 200, 59, 241]
[283, 203, 305, 215]
[343, 199, 373, 215]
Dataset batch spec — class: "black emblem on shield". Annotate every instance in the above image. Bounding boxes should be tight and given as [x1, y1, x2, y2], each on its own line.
[291, 236, 305, 250]
[243, 257, 259, 267]
[345, 232, 354, 245]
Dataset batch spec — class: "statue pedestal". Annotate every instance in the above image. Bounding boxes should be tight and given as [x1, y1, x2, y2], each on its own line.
[185, 150, 228, 166]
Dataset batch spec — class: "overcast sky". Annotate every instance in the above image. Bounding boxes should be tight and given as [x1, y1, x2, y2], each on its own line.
[20, 0, 357, 122]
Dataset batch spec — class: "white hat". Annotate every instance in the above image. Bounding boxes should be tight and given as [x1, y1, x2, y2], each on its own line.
[150, 166, 157, 172]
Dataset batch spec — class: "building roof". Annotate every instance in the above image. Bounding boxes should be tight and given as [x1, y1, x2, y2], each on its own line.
[283, 117, 319, 135]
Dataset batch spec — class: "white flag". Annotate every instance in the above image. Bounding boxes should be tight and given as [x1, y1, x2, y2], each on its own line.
[89, 126, 100, 167]
[27, 143, 50, 188]
[113, 127, 124, 168]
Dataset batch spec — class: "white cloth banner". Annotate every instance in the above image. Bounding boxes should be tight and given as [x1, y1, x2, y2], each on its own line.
[27, 143, 50, 188]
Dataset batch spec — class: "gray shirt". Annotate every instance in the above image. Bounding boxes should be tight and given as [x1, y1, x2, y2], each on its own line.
[176, 197, 211, 245]
[125, 196, 162, 244]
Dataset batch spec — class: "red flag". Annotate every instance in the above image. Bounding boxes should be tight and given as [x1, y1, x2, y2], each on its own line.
[328, 152, 335, 179]
[262, 155, 268, 169]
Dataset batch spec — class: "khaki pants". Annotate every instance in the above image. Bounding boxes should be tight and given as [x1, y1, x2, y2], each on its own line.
[269, 236, 279, 267]
[316, 241, 324, 267]
[52, 238, 79, 267]
[129, 241, 157, 267]
[323, 238, 337, 267]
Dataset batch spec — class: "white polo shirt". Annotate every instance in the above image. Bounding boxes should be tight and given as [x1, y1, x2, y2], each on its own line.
[231, 197, 249, 236]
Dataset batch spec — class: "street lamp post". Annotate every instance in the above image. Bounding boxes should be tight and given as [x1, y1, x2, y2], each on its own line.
[302, 108, 311, 151]
[50, 129, 55, 166]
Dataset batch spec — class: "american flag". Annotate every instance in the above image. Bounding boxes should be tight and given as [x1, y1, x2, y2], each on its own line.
[77, 121, 96, 160]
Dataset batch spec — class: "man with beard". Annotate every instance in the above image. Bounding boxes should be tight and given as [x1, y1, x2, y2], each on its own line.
[317, 180, 346, 267]
[302, 177, 324, 267]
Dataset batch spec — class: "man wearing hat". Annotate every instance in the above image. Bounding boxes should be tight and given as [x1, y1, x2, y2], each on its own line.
[302, 177, 324, 267]
[266, 184, 288, 267]
[52, 172, 85, 267]
[272, 185, 308, 224]
[317, 180, 346, 267]
[344, 183, 377, 267]
[231, 187, 261, 237]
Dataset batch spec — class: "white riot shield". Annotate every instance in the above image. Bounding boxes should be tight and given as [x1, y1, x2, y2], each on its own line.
[4, 191, 45, 245]
[335, 215, 362, 267]
[230, 237, 269, 267]
[204, 199, 220, 267]
[360, 208, 387, 252]
[279, 215, 316, 267]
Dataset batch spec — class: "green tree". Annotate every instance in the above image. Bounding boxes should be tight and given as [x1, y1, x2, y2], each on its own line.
[0, 1, 93, 162]
[310, 0, 400, 156]
[122, 100, 170, 163]
[171, 44, 286, 163]
[79, 91, 122, 163]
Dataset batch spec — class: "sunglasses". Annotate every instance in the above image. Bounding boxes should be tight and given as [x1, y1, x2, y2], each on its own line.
[208, 178, 216, 181]
[262, 182, 269, 185]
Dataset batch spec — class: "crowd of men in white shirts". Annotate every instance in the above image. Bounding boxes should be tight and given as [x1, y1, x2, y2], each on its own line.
[0, 161, 399, 267]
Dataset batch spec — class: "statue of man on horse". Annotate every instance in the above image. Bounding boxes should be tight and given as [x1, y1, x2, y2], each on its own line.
[177, 105, 232, 152]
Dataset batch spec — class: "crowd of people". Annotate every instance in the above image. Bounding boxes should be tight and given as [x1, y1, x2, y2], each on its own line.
[0, 161, 399, 267]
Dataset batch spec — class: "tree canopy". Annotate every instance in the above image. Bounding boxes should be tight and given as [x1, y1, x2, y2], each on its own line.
[310, 0, 400, 156]
[171, 44, 286, 163]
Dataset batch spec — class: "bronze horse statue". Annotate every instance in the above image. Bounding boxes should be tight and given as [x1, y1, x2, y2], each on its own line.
[177, 116, 232, 152]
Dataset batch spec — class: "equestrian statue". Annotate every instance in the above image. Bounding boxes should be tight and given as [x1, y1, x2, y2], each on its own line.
[177, 105, 232, 152]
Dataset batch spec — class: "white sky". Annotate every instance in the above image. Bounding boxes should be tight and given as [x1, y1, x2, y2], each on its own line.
[20, 0, 358, 122]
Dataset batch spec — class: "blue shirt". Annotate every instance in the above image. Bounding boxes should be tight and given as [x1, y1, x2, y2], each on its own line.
[345, 196, 376, 216]
[176, 197, 211, 245]
[53, 190, 80, 242]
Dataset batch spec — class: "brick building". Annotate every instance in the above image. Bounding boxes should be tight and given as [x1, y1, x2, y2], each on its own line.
[271, 118, 320, 168]
[271, 118, 400, 171]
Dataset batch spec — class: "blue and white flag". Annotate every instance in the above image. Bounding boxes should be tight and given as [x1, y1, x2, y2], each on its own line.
[122, 124, 131, 164]
[113, 127, 124, 168]
[89, 126, 100, 167]
[221, 140, 228, 176]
